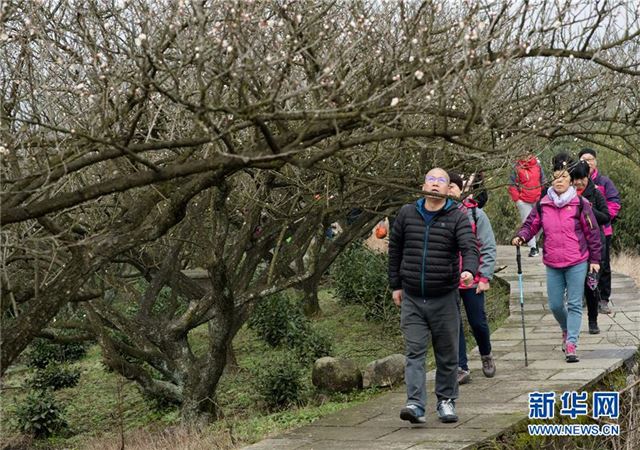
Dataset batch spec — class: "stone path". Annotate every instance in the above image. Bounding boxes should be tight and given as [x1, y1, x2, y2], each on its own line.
[244, 246, 639, 450]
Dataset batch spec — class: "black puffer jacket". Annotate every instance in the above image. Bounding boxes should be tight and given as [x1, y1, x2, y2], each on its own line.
[580, 178, 610, 260]
[389, 198, 479, 297]
[580, 179, 610, 226]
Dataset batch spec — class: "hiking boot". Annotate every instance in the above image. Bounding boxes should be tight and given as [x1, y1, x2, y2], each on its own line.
[457, 367, 471, 385]
[437, 399, 458, 423]
[598, 300, 612, 314]
[565, 343, 579, 363]
[528, 248, 540, 257]
[589, 321, 600, 335]
[561, 330, 568, 353]
[400, 405, 426, 424]
[481, 354, 496, 378]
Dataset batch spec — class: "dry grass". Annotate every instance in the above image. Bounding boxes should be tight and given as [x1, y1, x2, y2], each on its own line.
[77, 425, 235, 450]
[611, 251, 640, 288]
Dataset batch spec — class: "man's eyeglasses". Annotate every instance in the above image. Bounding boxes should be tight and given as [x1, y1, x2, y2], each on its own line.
[580, 156, 596, 162]
[425, 175, 448, 184]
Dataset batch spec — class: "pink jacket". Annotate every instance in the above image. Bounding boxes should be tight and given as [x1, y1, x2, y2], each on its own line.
[591, 169, 621, 237]
[516, 194, 602, 269]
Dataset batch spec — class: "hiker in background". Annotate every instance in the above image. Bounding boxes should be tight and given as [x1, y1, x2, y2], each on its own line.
[508, 152, 546, 257]
[578, 148, 621, 315]
[467, 171, 489, 209]
[448, 173, 497, 385]
[512, 154, 601, 363]
[389, 168, 479, 424]
[570, 160, 610, 335]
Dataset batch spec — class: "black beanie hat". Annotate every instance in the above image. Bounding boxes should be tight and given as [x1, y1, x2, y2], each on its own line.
[448, 172, 464, 191]
[578, 148, 597, 159]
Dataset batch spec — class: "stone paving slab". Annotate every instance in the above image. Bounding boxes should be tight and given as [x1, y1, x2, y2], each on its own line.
[283, 425, 399, 441]
[296, 441, 412, 450]
[243, 438, 311, 450]
[242, 246, 639, 449]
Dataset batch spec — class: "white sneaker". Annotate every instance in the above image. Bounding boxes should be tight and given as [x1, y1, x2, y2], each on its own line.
[437, 399, 458, 423]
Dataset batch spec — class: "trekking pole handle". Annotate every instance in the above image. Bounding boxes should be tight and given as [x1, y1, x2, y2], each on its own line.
[516, 245, 522, 275]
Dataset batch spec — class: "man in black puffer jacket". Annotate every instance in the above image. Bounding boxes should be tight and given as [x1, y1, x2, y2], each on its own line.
[389, 168, 479, 425]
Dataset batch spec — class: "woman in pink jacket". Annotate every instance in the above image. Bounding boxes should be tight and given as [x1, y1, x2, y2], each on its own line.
[511, 155, 601, 363]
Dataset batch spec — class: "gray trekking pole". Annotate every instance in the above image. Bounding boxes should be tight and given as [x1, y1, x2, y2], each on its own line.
[516, 246, 529, 367]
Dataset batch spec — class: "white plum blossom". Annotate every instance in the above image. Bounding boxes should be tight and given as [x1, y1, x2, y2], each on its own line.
[134, 33, 147, 46]
[414, 70, 424, 80]
[390, 97, 399, 107]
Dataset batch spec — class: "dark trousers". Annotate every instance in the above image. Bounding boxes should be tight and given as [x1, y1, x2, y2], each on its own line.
[585, 282, 601, 323]
[600, 235, 612, 301]
[401, 289, 460, 410]
[458, 289, 492, 371]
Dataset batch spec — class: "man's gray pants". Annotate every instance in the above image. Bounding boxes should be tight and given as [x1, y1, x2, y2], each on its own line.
[401, 289, 460, 412]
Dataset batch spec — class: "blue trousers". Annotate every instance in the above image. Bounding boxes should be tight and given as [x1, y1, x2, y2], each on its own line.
[546, 262, 588, 345]
[458, 289, 492, 371]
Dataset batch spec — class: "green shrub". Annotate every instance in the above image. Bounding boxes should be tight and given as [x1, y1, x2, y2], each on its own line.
[252, 352, 305, 410]
[331, 241, 396, 322]
[295, 328, 333, 364]
[29, 364, 81, 391]
[248, 292, 309, 348]
[14, 390, 68, 438]
[26, 338, 87, 369]
[249, 292, 334, 363]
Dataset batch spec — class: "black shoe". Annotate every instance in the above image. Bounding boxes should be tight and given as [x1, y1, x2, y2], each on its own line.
[528, 248, 540, 257]
[589, 322, 600, 334]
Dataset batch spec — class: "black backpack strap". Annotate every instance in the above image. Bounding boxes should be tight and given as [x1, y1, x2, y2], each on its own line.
[471, 206, 478, 226]
[578, 196, 584, 215]
[577, 196, 594, 229]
